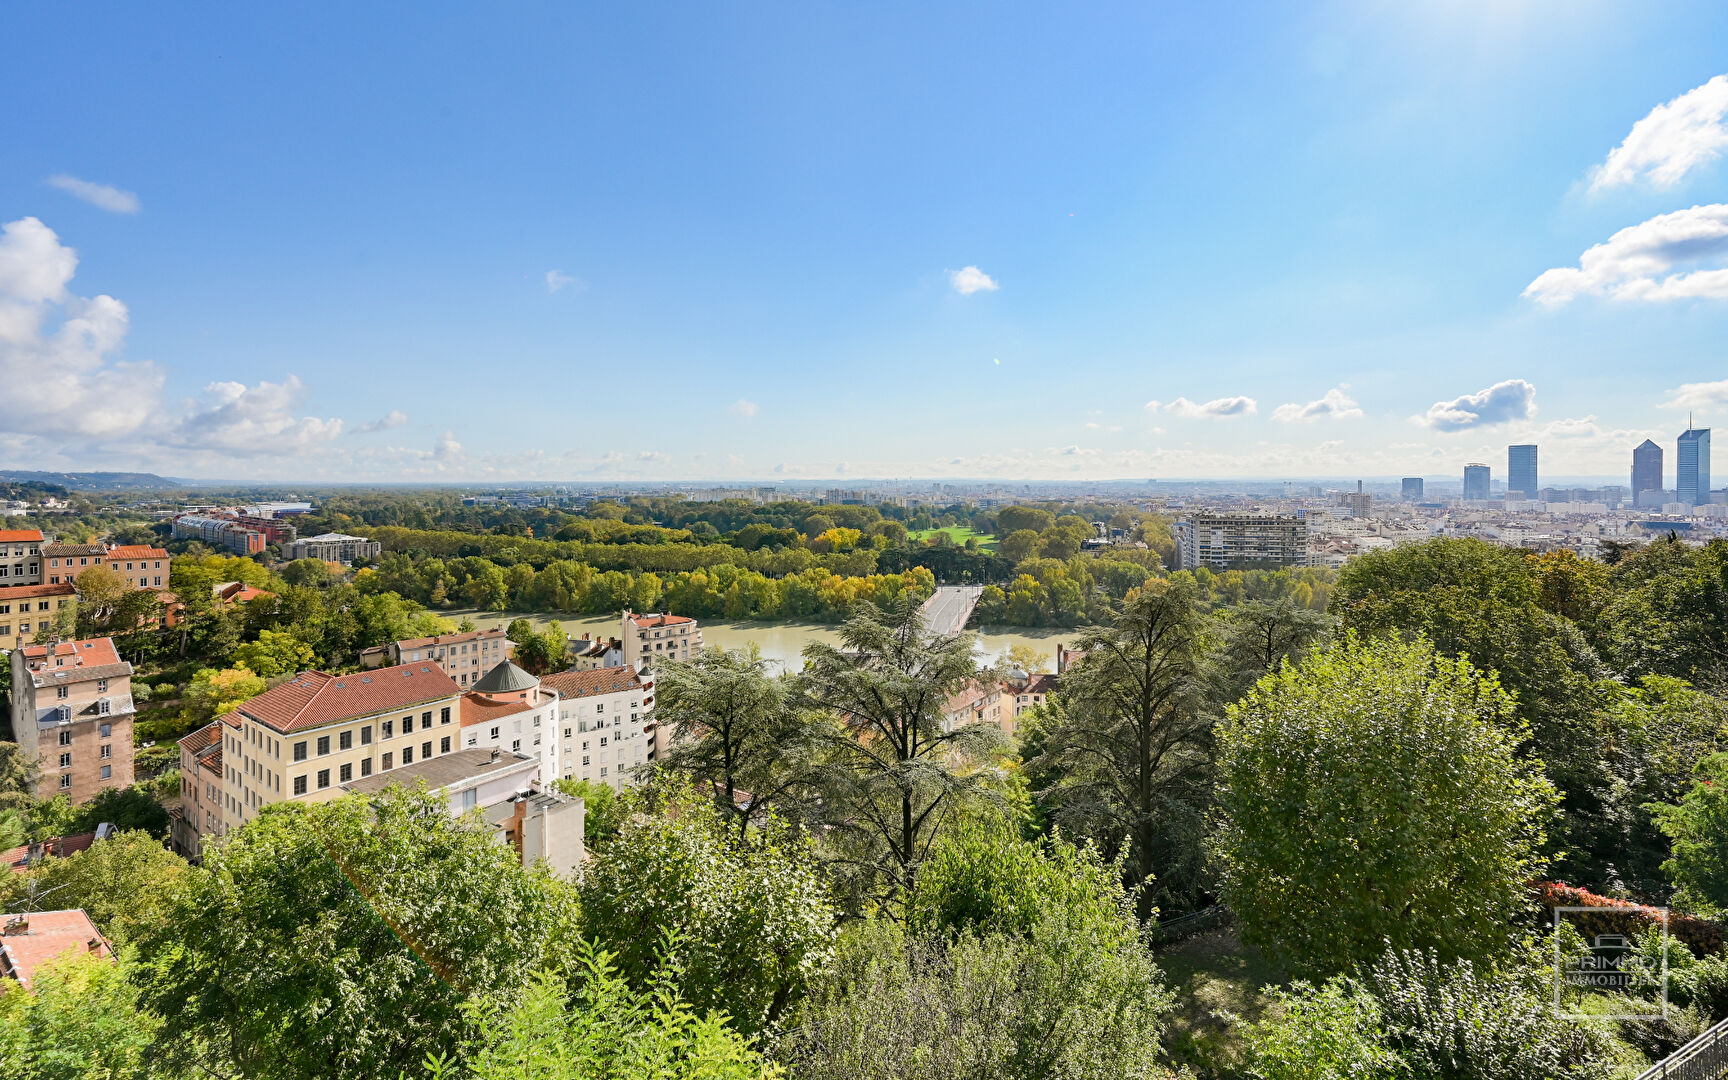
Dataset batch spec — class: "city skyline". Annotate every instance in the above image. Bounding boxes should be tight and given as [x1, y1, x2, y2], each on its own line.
[5, 5, 1728, 483]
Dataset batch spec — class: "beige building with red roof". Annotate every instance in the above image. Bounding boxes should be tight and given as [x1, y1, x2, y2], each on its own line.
[8, 638, 135, 802]
[0, 582, 77, 649]
[41, 542, 104, 584]
[381, 627, 514, 687]
[622, 610, 703, 672]
[0, 909, 114, 989]
[104, 544, 169, 590]
[543, 666, 653, 788]
[0, 528, 45, 588]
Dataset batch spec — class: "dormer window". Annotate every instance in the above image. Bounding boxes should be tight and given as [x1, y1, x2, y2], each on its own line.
[98, 698, 111, 715]
[57, 705, 70, 721]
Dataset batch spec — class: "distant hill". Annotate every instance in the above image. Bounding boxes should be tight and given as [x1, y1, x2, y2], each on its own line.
[0, 470, 201, 492]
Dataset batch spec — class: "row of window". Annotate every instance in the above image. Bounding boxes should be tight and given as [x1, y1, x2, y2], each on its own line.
[55, 765, 112, 789]
[287, 707, 452, 761]
[289, 737, 451, 794]
[0, 562, 39, 577]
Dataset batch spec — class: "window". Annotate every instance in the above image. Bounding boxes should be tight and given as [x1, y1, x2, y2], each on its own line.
[317, 769, 331, 789]
[403, 715, 415, 734]
[440, 706, 451, 724]
[596, 703, 605, 713]
[489, 726, 499, 739]
[316, 735, 331, 756]
[98, 722, 111, 738]
[511, 739, 521, 752]
[97, 678, 107, 692]
[533, 715, 541, 727]
[360, 757, 372, 777]
[382, 720, 394, 739]
[100, 765, 111, 780]
[360, 725, 372, 745]
[293, 741, 308, 761]
[600, 767, 608, 777]
[462, 788, 477, 811]
[100, 744, 111, 759]
[582, 756, 590, 766]
[58, 753, 71, 768]
[440, 736, 450, 753]
[56, 685, 68, 699]
[293, 775, 308, 795]
[466, 735, 477, 747]
[564, 727, 571, 738]
[402, 746, 414, 765]
[382, 752, 393, 770]
[98, 699, 111, 716]
[339, 763, 352, 783]
[422, 711, 431, 726]
[339, 730, 353, 751]
[421, 740, 432, 759]
[59, 775, 71, 789]
[600, 737, 608, 747]
[58, 730, 71, 746]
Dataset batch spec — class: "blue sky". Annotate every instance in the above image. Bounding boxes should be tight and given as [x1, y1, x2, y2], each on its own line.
[4, 1, 1728, 483]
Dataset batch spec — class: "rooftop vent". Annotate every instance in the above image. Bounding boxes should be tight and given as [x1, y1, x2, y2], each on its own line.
[360, 676, 372, 683]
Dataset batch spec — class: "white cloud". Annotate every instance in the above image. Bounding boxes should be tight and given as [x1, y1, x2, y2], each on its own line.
[169, 375, 343, 452]
[45, 175, 141, 214]
[0, 217, 162, 440]
[1272, 387, 1363, 423]
[434, 430, 463, 460]
[729, 399, 759, 418]
[1413, 379, 1536, 432]
[1524, 204, 1728, 305]
[1084, 421, 1123, 432]
[948, 266, 999, 295]
[545, 269, 582, 293]
[1149, 395, 1258, 419]
[1661, 378, 1728, 411]
[357, 409, 408, 433]
[1590, 75, 1728, 192]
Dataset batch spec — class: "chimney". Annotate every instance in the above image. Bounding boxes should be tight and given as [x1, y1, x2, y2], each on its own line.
[490, 748, 501, 762]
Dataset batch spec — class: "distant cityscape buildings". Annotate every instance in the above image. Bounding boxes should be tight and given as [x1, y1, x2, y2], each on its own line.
[1462, 463, 1491, 502]
[1632, 439, 1664, 508]
[1508, 444, 1538, 500]
[1678, 425, 1712, 508]
[1401, 477, 1424, 501]
[1173, 513, 1310, 570]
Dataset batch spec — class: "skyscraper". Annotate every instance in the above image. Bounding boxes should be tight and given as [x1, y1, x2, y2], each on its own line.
[1507, 444, 1538, 500]
[1678, 425, 1712, 507]
[1463, 463, 1490, 501]
[1632, 439, 1663, 505]
[1401, 477, 1424, 501]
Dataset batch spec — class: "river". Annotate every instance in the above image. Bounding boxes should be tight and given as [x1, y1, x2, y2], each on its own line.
[444, 609, 1078, 673]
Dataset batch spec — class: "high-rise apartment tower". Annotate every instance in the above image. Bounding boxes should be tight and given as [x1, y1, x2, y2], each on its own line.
[1462, 463, 1490, 501]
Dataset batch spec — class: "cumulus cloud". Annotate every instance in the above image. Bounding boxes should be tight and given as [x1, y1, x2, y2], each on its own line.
[1590, 75, 1728, 192]
[433, 430, 463, 460]
[45, 175, 141, 214]
[1524, 204, 1728, 305]
[1662, 378, 1728, 411]
[1272, 387, 1363, 423]
[948, 266, 999, 295]
[169, 376, 344, 452]
[356, 409, 408, 433]
[0, 216, 162, 439]
[545, 269, 581, 293]
[729, 399, 759, 418]
[1413, 379, 1536, 431]
[1083, 421, 1123, 432]
[1145, 395, 1258, 419]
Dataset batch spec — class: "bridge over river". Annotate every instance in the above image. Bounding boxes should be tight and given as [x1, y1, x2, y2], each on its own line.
[919, 585, 984, 637]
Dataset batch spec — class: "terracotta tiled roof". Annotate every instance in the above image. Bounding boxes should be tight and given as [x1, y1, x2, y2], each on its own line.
[0, 583, 77, 600]
[22, 638, 121, 667]
[41, 543, 105, 557]
[0, 909, 113, 987]
[105, 545, 168, 561]
[4, 832, 97, 874]
[0, 529, 44, 543]
[395, 627, 509, 651]
[234, 662, 461, 734]
[459, 693, 533, 727]
[627, 613, 694, 629]
[1023, 673, 1059, 695]
[542, 667, 643, 699]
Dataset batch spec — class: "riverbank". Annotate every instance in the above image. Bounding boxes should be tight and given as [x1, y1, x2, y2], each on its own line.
[442, 609, 1076, 673]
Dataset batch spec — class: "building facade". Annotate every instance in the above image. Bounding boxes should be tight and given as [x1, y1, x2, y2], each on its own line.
[1463, 463, 1491, 501]
[386, 628, 515, 688]
[622, 611, 703, 671]
[0, 529, 44, 587]
[1172, 513, 1310, 571]
[457, 661, 562, 782]
[8, 639, 135, 803]
[283, 533, 382, 563]
[0, 583, 78, 649]
[542, 667, 652, 788]
[1507, 444, 1538, 500]
[104, 545, 169, 590]
[1400, 477, 1424, 501]
[1678, 426, 1712, 507]
[172, 514, 268, 555]
[40, 543, 102, 584]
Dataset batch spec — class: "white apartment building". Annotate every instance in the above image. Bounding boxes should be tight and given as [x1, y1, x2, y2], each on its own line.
[622, 610, 703, 672]
[1173, 513, 1311, 571]
[542, 667, 653, 788]
[458, 661, 561, 783]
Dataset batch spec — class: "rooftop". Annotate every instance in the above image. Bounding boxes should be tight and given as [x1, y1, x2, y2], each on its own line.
[541, 666, 644, 699]
[459, 693, 535, 727]
[41, 543, 105, 557]
[0, 582, 78, 600]
[626, 612, 695, 630]
[340, 747, 538, 797]
[470, 659, 539, 695]
[0, 529, 45, 544]
[22, 638, 121, 668]
[0, 909, 113, 988]
[105, 544, 168, 560]
[396, 626, 508, 651]
[235, 662, 461, 734]
[299, 532, 371, 543]
[3, 832, 98, 874]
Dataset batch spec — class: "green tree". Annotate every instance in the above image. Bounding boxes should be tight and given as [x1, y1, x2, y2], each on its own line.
[232, 628, 318, 679]
[577, 785, 834, 1035]
[0, 829, 191, 946]
[139, 787, 579, 1080]
[1650, 752, 1728, 916]
[1215, 633, 1556, 975]
[183, 665, 267, 723]
[551, 777, 625, 847]
[656, 647, 821, 840]
[995, 506, 1055, 535]
[280, 557, 333, 587]
[797, 595, 1006, 913]
[1237, 980, 1402, 1080]
[1594, 537, 1728, 691]
[1221, 596, 1335, 688]
[1032, 579, 1212, 918]
[0, 954, 159, 1080]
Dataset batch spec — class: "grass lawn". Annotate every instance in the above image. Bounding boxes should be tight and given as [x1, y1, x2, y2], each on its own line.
[1156, 926, 1288, 1078]
[907, 525, 998, 551]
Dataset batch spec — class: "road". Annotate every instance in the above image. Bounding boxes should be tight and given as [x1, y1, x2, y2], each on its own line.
[919, 585, 984, 637]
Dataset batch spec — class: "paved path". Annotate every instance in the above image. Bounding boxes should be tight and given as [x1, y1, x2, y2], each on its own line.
[919, 585, 984, 637]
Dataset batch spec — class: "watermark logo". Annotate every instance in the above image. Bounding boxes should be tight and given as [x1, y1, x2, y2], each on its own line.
[1552, 907, 1669, 1021]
